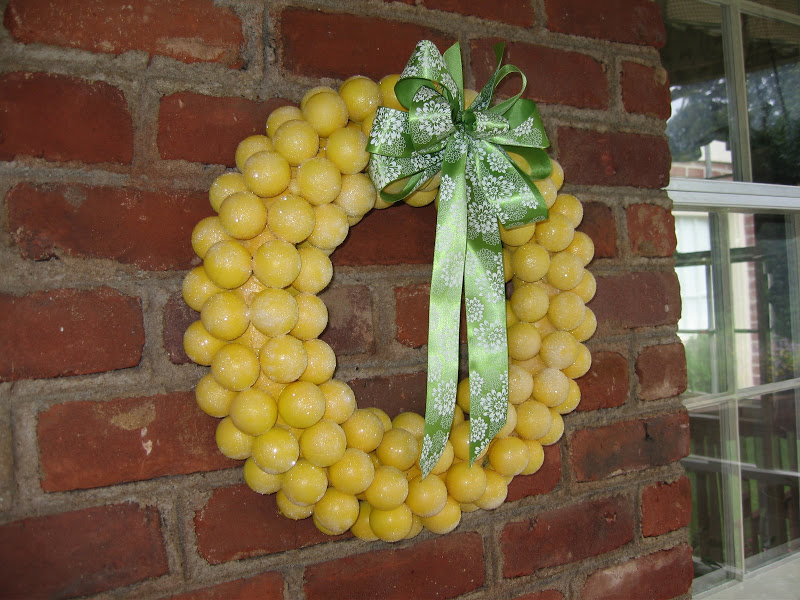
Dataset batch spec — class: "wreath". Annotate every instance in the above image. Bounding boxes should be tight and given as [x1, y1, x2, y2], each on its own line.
[183, 41, 595, 542]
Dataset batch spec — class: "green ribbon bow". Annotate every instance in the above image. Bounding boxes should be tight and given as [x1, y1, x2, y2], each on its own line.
[367, 40, 551, 476]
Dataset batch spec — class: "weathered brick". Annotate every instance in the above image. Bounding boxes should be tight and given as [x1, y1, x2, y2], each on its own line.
[277, 9, 455, 81]
[627, 203, 677, 257]
[159, 93, 290, 166]
[544, 0, 666, 47]
[576, 351, 628, 412]
[38, 393, 233, 492]
[0, 503, 168, 598]
[502, 495, 634, 578]
[577, 202, 615, 258]
[636, 343, 687, 401]
[195, 484, 346, 564]
[0, 287, 144, 382]
[621, 62, 671, 119]
[581, 545, 693, 600]
[642, 476, 692, 537]
[348, 372, 428, 418]
[471, 39, 608, 109]
[7, 182, 212, 270]
[164, 294, 198, 365]
[319, 285, 375, 356]
[394, 283, 467, 348]
[570, 411, 690, 482]
[334, 203, 436, 267]
[513, 592, 564, 600]
[0, 72, 133, 164]
[304, 532, 484, 600]
[506, 443, 561, 501]
[4, 0, 244, 67]
[557, 128, 671, 189]
[590, 271, 681, 329]
[424, 0, 534, 27]
[167, 572, 284, 600]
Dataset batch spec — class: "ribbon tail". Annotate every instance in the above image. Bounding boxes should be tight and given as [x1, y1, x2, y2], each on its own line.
[419, 155, 468, 478]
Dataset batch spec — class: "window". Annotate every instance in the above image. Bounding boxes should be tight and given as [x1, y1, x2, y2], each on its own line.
[659, 0, 800, 595]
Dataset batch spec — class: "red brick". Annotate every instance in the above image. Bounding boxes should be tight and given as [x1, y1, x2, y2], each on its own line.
[7, 182, 212, 270]
[576, 351, 629, 411]
[581, 545, 693, 600]
[167, 572, 284, 600]
[621, 62, 671, 119]
[0, 503, 168, 598]
[0, 287, 144, 382]
[424, 0, 534, 27]
[38, 393, 234, 492]
[4, 0, 243, 67]
[319, 285, 375, 356]
[277, 9, 455, 81]
[394, 283, 468, 348]
[558, 128, 671, 189]
[334, 203, 436, 267]
[348, 372, 428, 418]
[304, 532, 484, 600]
[636, 343, 687, 401]
[507, 443, 561, 501]
[590, 271, 681, 329]
[513, 592, 564, 600]
[570, 411, 690, 482]
[164, 294, 198, 365]
[642, 476, 692, 537]
[544, 0, 666, 47]
[627, 203, 677, 257]
[502, 495, 634, 578]
[471, 39, 608, 109]
[159, 93, 291, 166]
[577, 202, 615, 258]
[0, 72, 132, 164]
[195, 484, 346, 564]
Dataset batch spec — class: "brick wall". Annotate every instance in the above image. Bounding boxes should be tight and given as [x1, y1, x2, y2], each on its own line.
[0, 1, 691, 599]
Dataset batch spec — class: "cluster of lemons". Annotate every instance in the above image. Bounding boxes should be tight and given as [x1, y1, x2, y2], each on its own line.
[182, 74, 595, 543]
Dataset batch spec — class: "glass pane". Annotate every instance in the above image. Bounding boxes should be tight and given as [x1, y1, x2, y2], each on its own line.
[682, 332, 720, 393]
[735, 331, 762, 388]
[684, 404, 731, 584]
[660, 1, 735, 181]
[742, 14, 800, 185]
[738, 388, 800, 569]
[749, 0, 800, 16]
[676, 211, 712, 253]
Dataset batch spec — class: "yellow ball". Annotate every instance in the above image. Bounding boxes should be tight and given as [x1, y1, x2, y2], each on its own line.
[211, 343, 260, 391]
[341, 409, 384, 453]
[547, 252, 584, 291]
[549, 159, 565, 189]
[572, 270, 597, 303]
[300, 418, 346, 467]
[251, 239, 301, 289]
[235, 135, 273, 173]
[267, 194, 315, 244]
[421, 495, 461, 534]
[313, 488, 359, 534]
[403, 188, 437, 207]
[260, 334, 307, 383]
[215, 416, 254, 460]
[366, 407, 392, 432]
[365, 465, 409, 510]
[449, 421, 472, 462]
[511, 241, 550, 282]
[182, 266, 222, 312]
[272, 119, 319, 166]
[278, 380, 326, 428]
[500, 222, 536, 246]
[282, 458, 328, 506]
[191, 216, 232, 259]
[300, 339, 336, 385]
[203, 240, 252, 289]
[533, 177, 558, 208]
[335, 173, 376, 218]
[243, 151, 291, 198]
[200, 291, 250, 341]
[507, 321, 543, 361]
[406, 474, 448, 517]
[520, 439, 545, 475]
[183, 320, 226, 366]
[229, 387, 278, 436]
[326, 126, 369, 175]
[376, 428, 419, 471]
[562, 342, 592, 379]
[422, 439, 455, 476]
[488, 436, 530, 476]
[290, 293, 328, 340]
[445, 461, 487, 504]
[195, 372, 236, 417]
[276, 489, 314, 520]
[551, 193, 583, 227]
[510, 283, 550, 323]
[538, 410, 564, 445]
[266, 105, 303, 137]
[339, 75, 380, 122]
[302, 91, 349, 137]
[565, 231, 594, 267]
[319, 379, 356, 424]
[392, 412, 425, 439]
[250, 288, 298, 337]
[378, 74, 404, 111]
[252, 426, 299, 474]
[218, 191, 268, 240]
[555, 379, 582, 414]
[210, 172, 248, 212]
[293, 246, 333, 293]
[532, 367, 570, 408]
[243, 457, 282, 494]
[508, 363, 534, 405]
[535, 213, 575, 252]
[496, 402, 518, 438]
[369, 503, 413, 542]
[328, 447, 375, 495]
[351, 501, 378, 540]
[540, 331, 579, 370]
[515, 400, 554, 440]
[456, 378, 471, 414]
[297, 157, 342, 206]
[308, 203, 349, 250]
[474, 469, 509, 510]
[571, 308, 597, 342]
[547, 290, 586, 331]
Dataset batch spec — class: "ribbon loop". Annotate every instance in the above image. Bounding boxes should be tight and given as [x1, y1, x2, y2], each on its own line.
[367, 40, 551, 476]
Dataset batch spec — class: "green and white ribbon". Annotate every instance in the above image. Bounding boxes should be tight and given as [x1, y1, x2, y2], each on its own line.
[367, 41, 551, 476]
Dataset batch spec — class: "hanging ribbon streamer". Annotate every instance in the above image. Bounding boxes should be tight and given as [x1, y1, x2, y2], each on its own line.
[367, 41, 551, 476]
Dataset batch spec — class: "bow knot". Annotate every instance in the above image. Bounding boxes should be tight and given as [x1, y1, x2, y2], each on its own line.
[367, 40, 551, 475]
